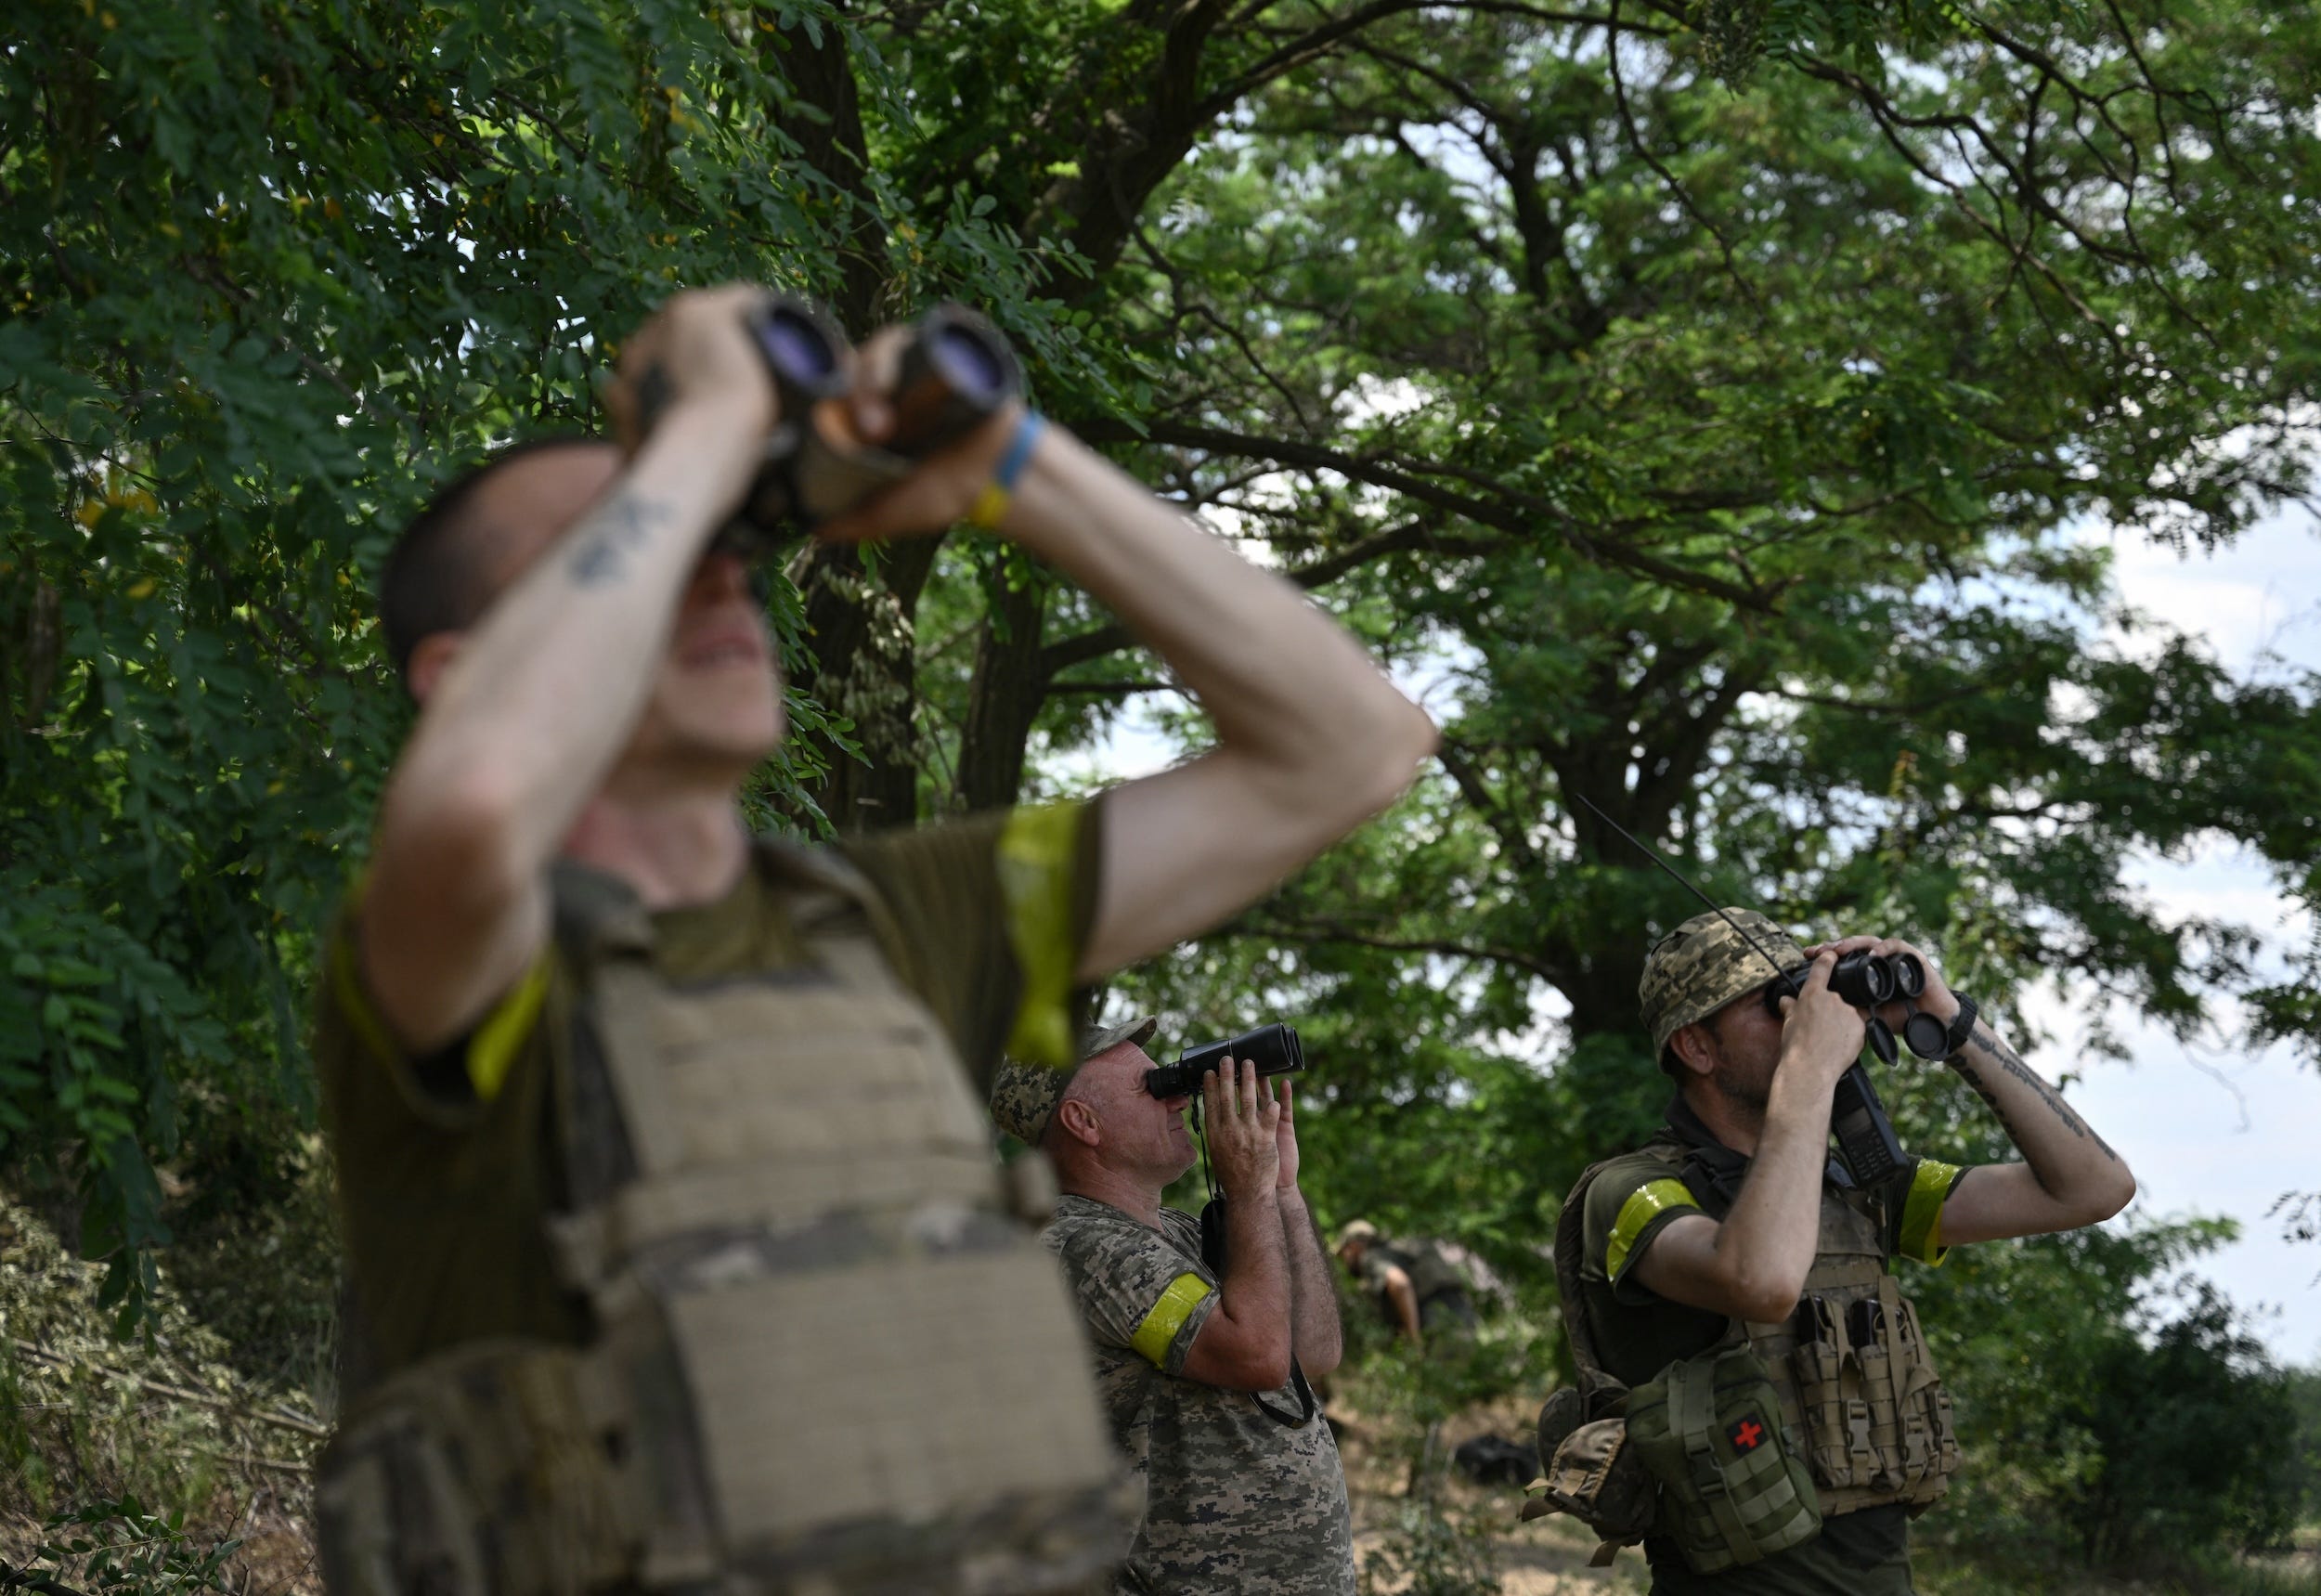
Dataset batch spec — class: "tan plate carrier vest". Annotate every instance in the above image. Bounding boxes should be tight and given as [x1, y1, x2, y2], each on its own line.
[316, 842, 1129, 1596]
[1739, 1176, 1959, 1515]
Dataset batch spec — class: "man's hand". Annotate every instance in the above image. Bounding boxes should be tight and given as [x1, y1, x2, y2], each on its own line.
[1776, 950, 1867, 1091]
[602, 283, 781, 461]
[1202, 1057, 1282, 1201]
[1274, 1079, 1301, 1192]
[1801, 932, 1960, 1034]
[810, 326, 1024, 543]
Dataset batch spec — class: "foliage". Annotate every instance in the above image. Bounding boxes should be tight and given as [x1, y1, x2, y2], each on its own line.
[8, 0, 2321, 1580]
[2062, 1279, 2303, 1564]
[1357, 1496, 1503, 1596]
[0, 0, 1087, 1324]
[1342, 1322, 1558, 1596]
[6, 1499, 240, 1596]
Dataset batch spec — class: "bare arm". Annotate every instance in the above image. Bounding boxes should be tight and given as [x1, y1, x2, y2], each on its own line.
[362, 287, 774, 1052]
[1277, 1192, 1343, 1379]
[814, 409, 1436, 981]
[1005, 434, 1437, 977]
[1931, 1019, 2136, 1241]
[1179, 1060, 1296, 1392]
[1378, 1265, 1424, 1344]
[1264, 1079, 1342, 1377]
[1804, 936, 2137, 1245]
[1632, 952, 1864, 1324]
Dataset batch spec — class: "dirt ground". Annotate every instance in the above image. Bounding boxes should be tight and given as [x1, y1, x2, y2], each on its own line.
[1336, 1390, 1651, 1594]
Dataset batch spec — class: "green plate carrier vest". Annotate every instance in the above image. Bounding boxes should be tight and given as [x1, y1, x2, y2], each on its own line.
[315, 841, 1131, 1595]
[1531, 1144, 1962, 1565]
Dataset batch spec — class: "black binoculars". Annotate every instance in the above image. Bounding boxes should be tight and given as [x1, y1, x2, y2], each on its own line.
[1832, 949, 1925, 1009]
[1767, 949, 1950, 1063]
[640, 292, 1023, 550]
[1769, 948, 1951, 1187]
[1143, 1023, 1305, 1099]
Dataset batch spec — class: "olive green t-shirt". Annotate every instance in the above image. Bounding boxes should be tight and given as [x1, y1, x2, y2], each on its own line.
[1576, 1137, 1964, 1595]
[314, 802, 1103, 1382]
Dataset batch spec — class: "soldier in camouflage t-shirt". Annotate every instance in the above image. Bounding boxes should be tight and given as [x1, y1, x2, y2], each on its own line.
[993, 1023, 1355, 1595]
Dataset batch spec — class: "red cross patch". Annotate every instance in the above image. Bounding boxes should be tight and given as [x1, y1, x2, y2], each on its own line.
[1728, 1416, 1766, 1451]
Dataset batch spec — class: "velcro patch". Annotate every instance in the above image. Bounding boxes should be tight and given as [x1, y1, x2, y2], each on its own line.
[1727, 1414, 1767, 1452]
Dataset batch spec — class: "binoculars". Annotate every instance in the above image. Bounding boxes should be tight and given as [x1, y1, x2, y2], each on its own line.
[1769, 950, 1950, 1187]
[1767, 949, 1951, 1064]
[1143, 1023, 1305, 1099]
[640, 292, 1024, 549]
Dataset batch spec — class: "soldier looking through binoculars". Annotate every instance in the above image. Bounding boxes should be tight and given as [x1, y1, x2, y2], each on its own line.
[306, 282, 1434, 1596]
[1537, 911, 2136, 1594]
[992, 1020, 1355, 1596]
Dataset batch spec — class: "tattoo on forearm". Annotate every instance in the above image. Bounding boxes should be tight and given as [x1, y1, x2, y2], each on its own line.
[1956, 1024, 2122, 1163]
[564, 489, 670, 587]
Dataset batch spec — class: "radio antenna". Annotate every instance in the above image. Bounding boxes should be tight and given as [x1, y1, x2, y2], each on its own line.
[1570, 791, 1798, 995]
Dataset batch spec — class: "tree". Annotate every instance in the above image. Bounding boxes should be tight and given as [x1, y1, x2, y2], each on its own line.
[0, 0, 1091, 1317]
[6, 0, 2317, 1348]
[1037, 0, 2307, 1257]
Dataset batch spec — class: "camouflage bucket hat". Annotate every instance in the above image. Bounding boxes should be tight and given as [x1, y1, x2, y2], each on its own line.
[988, 1016, 1160, 1145]
[1639, 908, 1809, 1058]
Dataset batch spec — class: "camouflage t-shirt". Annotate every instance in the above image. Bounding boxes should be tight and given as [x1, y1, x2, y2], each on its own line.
[1575, 1135, 1964, 1595]
[314, 802, 1101, 1380]
[1044, 1195, 1355, 1596]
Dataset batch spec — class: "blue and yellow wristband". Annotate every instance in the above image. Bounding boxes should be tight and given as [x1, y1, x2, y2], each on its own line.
[967, 410, 1047, 530]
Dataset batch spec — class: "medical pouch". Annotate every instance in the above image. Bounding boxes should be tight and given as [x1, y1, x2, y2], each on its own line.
[1625, 1342, 1822, 1575]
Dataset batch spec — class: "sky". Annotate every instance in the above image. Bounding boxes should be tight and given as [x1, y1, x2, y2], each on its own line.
[2038, 501, 2321, 1365]
[1060, 495, 2321, 1363]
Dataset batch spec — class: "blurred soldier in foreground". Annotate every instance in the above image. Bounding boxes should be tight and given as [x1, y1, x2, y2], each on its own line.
[307, 283, 1434, 1594]
[1549, 912, 2134, 1593]
[1333, 1219, 1489, 1350]
[992, 1021, 1354, 1595]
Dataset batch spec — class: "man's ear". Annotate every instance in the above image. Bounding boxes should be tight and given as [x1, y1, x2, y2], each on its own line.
[1053, 1096, 1100, 1149]
[1669, 1021, 1719, 1079]
[407, 631, 463, 706]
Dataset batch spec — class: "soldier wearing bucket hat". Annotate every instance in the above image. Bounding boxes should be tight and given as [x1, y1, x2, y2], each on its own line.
[1537, 908, 2137, 1593]
[995, 1021, 1355, 1594]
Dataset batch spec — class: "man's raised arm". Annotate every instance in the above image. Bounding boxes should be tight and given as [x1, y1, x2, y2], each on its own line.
[1014, 431, 1435, 976]
[1633, 954, 1865, 1324]
[1802, 935, 2139, 1244]
[821, 406, 1436, 980]
[362, 287, 774, 1053]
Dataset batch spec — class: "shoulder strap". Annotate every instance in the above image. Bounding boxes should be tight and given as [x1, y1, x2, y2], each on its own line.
[751, 832, 877, 910]
[1554, 1161, 1625, 1402]
[749, 834, 928, 993]
[547, 860, 655, 970]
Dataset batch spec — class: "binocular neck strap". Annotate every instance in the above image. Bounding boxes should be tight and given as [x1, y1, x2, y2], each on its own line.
[1251, 1358, 1320, 1428]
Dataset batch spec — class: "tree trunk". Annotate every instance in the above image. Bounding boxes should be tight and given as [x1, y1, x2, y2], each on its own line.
[760, 17, 945, 832]
[794, 538, 942, 831]
[953, 571, 1050, 812]
[767, 9, 883, 331]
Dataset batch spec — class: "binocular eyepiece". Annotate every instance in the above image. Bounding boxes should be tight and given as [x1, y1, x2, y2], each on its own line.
[640, 292, 1025, 555]
[1143, 1023, 1305, 1099]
